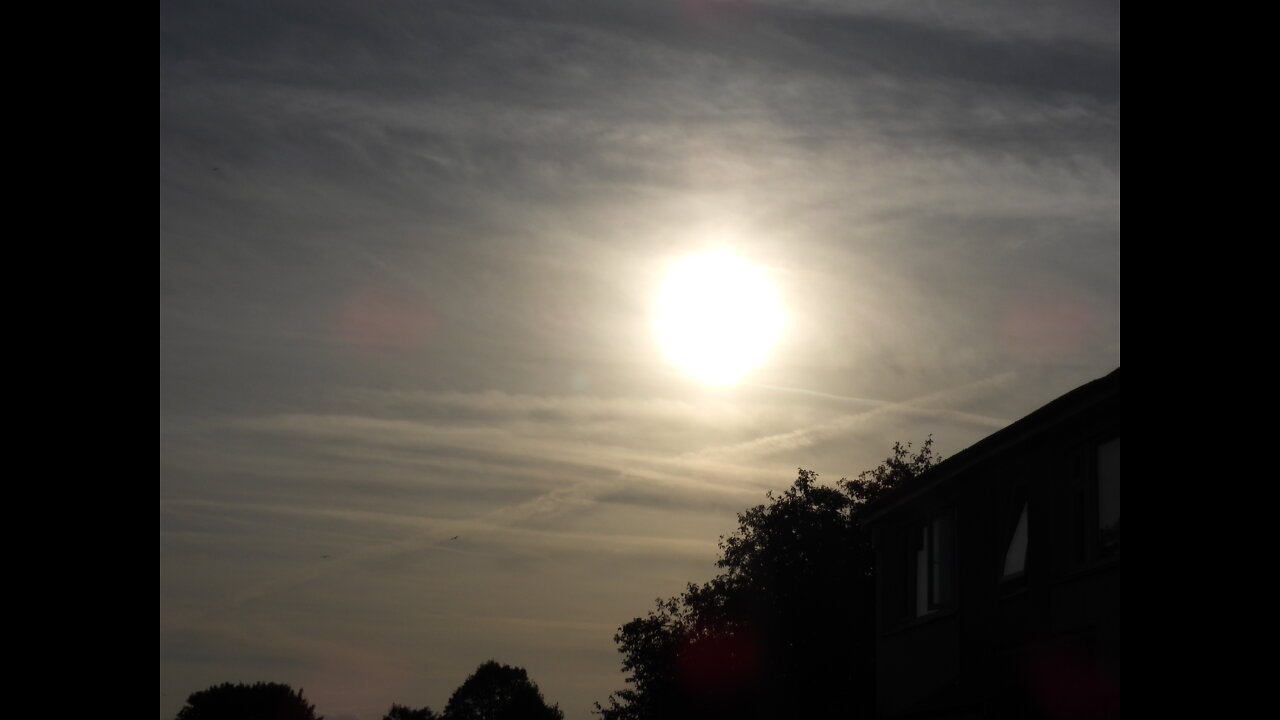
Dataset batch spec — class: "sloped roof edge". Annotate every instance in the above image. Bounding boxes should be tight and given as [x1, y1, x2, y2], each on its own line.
[860, 367, 1121, 524]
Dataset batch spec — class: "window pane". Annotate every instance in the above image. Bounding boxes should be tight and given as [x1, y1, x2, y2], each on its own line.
[916, 527, 929, 617]
[1098, 438, 1120, 551]
[1003, 503, 1028, 576]
[914, 512, 956, 616]
[931, 512, 954, 607]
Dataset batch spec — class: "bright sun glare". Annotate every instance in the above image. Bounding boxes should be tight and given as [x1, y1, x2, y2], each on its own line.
[655, 250, 784, 385]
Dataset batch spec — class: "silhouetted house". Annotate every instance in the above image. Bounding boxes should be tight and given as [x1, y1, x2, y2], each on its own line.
[862, 369, 1120, 719]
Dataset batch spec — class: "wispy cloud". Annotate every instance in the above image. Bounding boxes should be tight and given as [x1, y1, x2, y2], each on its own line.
[161, 2, 1119, 718]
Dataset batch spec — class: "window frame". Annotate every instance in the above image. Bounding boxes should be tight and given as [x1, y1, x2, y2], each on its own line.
[1095, 436, 1120, 557]
[912, 508, 956, 617]
[1066, 433, 1121, 570]
[1000, 485, 1029, 582]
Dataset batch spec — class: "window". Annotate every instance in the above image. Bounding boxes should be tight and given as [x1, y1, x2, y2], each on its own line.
[1097, 437, 1120, 554]
[914, 510, 955, 616]
[1002, 503, 1028, 577]
[1069, 435, 1121, 567]
[1002, 485, 1029, 579]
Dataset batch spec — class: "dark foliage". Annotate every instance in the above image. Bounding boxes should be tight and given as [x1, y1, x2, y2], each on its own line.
[442, 660, 564, 720]
[384, 704, 439, 720]
[175, 682, 321, 720]
[839, 437, 940, 506]
[596, 439, 939, 720]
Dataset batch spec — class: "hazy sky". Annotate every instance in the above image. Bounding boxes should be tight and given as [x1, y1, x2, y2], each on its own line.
[159, 1, 1120, 718]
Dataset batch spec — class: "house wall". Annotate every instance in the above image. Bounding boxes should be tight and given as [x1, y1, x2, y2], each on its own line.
[870, 382, 1119, 719]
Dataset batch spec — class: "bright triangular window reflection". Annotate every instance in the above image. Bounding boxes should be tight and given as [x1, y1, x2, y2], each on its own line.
[1003, 503, 1028, 577]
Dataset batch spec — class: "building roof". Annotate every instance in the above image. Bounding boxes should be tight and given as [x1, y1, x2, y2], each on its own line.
[860, 367, 1121, 523]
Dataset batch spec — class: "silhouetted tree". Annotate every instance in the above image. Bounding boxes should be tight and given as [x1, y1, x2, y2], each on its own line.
[383, 704, 439, 720]
[839, 437, 941, 505]
[596, 439, 939, 720]
[175, 682, 321, 720]
[442, 660, 564, 720]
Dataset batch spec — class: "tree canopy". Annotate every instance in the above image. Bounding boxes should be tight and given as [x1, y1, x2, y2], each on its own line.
[384, 704, 439, 720]
[442, 660, 564, 720]
[596, 438, 939, 720]
[175, 682, 322, 720]
[181, 660, 561, 720]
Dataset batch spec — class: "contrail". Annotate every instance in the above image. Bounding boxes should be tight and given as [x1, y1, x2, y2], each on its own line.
[745, 372, 1016, 425]
[742, 382, 889, 407]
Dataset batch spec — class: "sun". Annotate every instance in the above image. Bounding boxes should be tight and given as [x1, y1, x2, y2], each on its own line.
[655, 250, 784, 384]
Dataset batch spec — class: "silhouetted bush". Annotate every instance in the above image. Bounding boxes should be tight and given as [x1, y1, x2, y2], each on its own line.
[175, 682, 321, 720]
[383, 703, 439, 720]
[442, 660, 564, 720]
